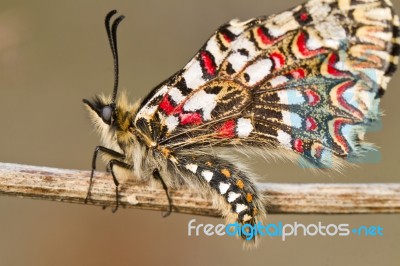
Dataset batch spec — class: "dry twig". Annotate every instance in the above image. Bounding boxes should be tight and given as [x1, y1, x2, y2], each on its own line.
[0, 162, 399, 215]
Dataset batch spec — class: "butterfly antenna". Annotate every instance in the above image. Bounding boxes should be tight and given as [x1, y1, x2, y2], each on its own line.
[105, 10, 125, 104]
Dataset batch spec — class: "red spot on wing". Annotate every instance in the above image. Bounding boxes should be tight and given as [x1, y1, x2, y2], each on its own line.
[335, 81, 364, 119]
[305, 89, 321, 106]
[290, 68, 306, 79]
[160, 95, 183, 115]
[159, 95, 175, 115]
[180, 112, 203, 125]
[200, 51, 217, 76]
[217, 119, 236, 138]
[222, 33, 232, 43]
[306, 116, 317, 131]
[296, 31, 327, 57]
[173, 103, 183, 114]
[293, 139, 304, 153]
[257, 27, 273, 45]
[333, 118, 350, 152]
[270, 52, 286, 69]
[300, 12, 309, 21]
[326, 53, 350, 77]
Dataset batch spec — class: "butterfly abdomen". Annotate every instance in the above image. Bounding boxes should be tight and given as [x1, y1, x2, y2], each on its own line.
[177, 154, 265, 232]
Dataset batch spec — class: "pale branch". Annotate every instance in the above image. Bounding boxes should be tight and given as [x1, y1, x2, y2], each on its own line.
[0, 162, 399, 215]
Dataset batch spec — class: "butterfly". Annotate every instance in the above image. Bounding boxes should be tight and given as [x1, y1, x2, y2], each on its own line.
[83, 0, 399, 246]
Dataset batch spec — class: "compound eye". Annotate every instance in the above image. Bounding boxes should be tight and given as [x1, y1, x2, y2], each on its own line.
[101, 105, 113, 125]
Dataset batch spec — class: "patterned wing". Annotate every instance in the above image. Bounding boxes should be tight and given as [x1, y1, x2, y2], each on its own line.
[134, 17, 259, 138]
[135, 0, 399, 167]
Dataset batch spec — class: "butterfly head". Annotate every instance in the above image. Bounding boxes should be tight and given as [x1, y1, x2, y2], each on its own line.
[83, 96, 116, 126]
[83, 10, 127, 129]
[82, 10, 140, 152]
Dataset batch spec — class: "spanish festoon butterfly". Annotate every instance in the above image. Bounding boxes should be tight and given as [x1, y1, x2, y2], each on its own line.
[83, 0, 400, 246]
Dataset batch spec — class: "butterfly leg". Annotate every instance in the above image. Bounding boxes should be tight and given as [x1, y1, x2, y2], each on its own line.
[106, 159, 133, 213]
[85, 146, 125, 204]
[153, 169, 173, 217]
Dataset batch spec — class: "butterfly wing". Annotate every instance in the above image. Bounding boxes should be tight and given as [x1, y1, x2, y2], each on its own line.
[134, 0, 399, 167]
[134, 17, 259, 138]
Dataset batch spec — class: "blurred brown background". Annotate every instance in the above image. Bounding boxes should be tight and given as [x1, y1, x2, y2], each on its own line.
[0, 0, 399, 265]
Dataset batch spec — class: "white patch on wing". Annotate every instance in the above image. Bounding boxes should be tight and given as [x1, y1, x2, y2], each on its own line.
[185, 163, 198, 173]
[227, 52, 248, 73]
[268, 11, 300, 37]
[227, 38, 259, 73]
[320, 149, 333, 166]
[236, 38, 257, 57]
[342, 84, 357, 108]
[278, 89, 305, 105]
[227, 192, 241, 203]
[366, 49, 391, 62]
[306, 30, 323, 50]
[201, 170, 213, 182]
[243, 58, 273, 85]
[227, 19, 247, 34]
[270, 76, 289, 87]
[169, 87, 185, 104]
[282, 111, 302, 128]
[334, 51, 351, 71]
[165, 115, 179, 132]
[235, 203, 248, 213]
[138, 105, 158, 120]
[236, 118, 253, 137]
[183, 90, 217, 120]
[358, 68, 384, 88]
[219, 182, 230, 195]
[206, 36, 224, 66]
[136, 85, 169, 120]
[277, 130, 292, 148]
[308, 0, 331, 21]
[315, 17, 346, 49]
[341, 124, 356, 147]
[183, 60, 205, 89]
[364, 7, 392, 21]
[307, 37, 322, 50]
[365, 30, 392, 42]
